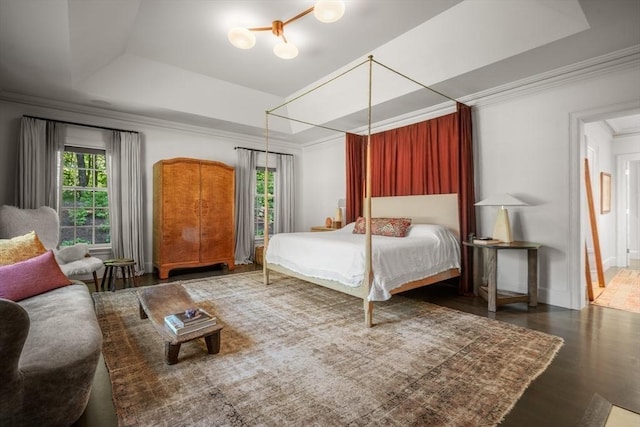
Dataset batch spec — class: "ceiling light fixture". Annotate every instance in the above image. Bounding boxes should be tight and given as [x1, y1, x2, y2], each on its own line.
[228, 0, 345, 60]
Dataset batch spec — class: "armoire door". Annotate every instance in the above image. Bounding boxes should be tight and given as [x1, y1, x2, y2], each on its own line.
[200, 161, 234, 262]
[162, 161, 201, 264]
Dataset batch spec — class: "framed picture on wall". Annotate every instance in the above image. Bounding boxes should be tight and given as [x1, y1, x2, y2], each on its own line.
[600, 172, 611, 214]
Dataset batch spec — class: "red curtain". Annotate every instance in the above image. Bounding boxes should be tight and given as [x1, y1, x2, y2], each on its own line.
[457, 103, 476, 295]
[345, 103, 476, 294]
[345, 132, 366, 224]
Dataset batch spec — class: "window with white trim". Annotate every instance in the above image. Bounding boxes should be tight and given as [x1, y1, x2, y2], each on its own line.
[255, 167, 275, 239]
[60, 147, 110, 247]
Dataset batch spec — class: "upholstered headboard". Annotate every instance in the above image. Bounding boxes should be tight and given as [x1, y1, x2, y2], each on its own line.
[371, 194, 459, 237]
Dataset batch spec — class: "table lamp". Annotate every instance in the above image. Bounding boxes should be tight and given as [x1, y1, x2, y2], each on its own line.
[474, 194, 527, 243]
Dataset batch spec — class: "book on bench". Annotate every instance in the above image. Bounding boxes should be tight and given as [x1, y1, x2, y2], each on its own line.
[473, 238, 501, 245]
[164, 309, 216, 335]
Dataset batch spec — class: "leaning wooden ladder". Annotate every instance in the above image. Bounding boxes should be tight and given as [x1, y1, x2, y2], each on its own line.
[584, 158, 606, 301]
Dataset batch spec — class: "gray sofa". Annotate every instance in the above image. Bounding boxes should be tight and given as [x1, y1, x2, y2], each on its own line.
[0, 283, 103, 426]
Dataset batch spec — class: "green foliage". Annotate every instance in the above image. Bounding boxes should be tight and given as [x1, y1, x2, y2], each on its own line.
[61, 237, 90, 247]
[62, 152, 107, 188]
[66, 208, 89, 225]
[255, 168, 275, 237]
[61, 150, 110, 246]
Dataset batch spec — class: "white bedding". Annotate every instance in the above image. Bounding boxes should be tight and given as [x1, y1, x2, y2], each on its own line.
[265, 223, 461, 301]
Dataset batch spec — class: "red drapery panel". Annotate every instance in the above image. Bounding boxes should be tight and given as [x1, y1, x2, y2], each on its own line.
[344, 103, 476, 294]
[457, 102, 476, 295]
[369, 113, 459, 196]
[345, 132, 366, 224]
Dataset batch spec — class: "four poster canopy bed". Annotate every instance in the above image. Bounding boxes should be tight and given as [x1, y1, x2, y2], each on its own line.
[262, 56, 476, 327]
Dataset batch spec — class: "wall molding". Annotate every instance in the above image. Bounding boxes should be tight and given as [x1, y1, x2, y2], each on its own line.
[0, 95, 301, 155]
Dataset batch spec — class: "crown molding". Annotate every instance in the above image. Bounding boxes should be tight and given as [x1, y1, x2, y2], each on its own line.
[464, 45, 640, 108]
[302, 45, 640, 149]
[0, 92, 301, 154]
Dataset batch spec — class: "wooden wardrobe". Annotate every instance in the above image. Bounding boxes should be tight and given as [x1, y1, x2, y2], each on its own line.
[153, 158, 235, 279]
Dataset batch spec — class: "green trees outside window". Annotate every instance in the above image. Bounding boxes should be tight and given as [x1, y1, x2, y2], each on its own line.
[255, 168, 275, 238]
[60, 149, 110, 246]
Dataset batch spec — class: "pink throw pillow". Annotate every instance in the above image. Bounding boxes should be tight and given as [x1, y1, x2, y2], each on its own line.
[352, 217, 412, 237]
[0, 250, 72, 301]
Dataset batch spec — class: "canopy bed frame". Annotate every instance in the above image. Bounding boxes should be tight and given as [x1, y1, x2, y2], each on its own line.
[262, 56, 474, 327]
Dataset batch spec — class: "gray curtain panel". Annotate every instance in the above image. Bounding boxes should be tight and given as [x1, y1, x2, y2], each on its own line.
[275, 154, 295, 234]
[17, 117, 65, 209]
[234, 149, 257, 264]
[106, 131, 145, 274]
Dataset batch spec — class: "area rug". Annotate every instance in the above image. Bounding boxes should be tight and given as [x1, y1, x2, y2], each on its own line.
[592, 269, 640, 313]
[93, 271, 564, 427]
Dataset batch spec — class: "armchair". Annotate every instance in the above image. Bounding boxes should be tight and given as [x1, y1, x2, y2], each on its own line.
[0, 205, 103, 290]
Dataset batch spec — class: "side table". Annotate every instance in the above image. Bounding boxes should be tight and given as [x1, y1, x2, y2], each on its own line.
[462, 241, 541, 312]
[101, 258, 137, 292]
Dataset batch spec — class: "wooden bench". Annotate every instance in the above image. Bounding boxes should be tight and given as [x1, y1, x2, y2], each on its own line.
[137, 283, 223, 364]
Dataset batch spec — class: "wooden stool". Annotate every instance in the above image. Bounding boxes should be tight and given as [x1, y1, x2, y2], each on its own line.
[101, 258, 137, 292]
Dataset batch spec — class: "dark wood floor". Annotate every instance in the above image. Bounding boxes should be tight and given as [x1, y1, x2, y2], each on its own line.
[74, 264, 640, 427]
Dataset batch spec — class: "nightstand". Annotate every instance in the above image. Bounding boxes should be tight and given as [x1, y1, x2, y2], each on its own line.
[462, 241, 541, 312]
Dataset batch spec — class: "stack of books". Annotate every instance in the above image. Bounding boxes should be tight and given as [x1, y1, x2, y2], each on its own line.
[473, 237, 501, 245]
[164, 308, 216, 335]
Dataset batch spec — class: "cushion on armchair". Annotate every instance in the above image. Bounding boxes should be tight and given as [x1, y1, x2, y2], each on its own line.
[0, 231, 46, 266]
[54, 243, 89, 264]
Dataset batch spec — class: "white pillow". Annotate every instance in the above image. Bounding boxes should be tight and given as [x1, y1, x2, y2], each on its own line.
[54, 243, 89, 263]
[336, 222, 356, 232]
[405, 224, 447, 237]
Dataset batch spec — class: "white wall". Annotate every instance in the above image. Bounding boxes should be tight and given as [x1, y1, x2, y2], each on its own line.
[0, 101, 302, 275]
[300, 137, 345, 232]
[466, 64, 640, 309]
[613, 133, 640, 264]
[298, 62, 640, 310]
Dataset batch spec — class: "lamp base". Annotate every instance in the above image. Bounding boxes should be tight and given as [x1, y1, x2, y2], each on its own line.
[493, 207, 513, 243]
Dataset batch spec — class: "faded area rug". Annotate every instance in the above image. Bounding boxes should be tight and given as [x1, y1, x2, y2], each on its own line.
[592, 269, 640, 313]
[93, 271, 563, 427]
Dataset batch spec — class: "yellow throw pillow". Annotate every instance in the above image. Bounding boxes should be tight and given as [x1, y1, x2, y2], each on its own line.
[0, 231, 47, 266]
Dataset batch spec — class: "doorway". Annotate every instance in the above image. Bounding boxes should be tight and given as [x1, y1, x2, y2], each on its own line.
[571, 101, 640, 310]
[617, 157, 640, 268]
[582, 113, 640, 313]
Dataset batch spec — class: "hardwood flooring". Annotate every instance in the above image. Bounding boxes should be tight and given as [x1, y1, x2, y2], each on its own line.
[74, 264, 640, 427]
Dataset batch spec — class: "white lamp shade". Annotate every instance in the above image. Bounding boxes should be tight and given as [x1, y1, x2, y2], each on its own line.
[273, 42, 298, 59]
[314, 0, 345, 23]
[474, 193, 527, 207]
[475, 194, 527, 243]
[228, 27, 256, 49]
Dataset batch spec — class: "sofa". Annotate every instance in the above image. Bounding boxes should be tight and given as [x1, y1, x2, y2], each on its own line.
[0, 281, 103, 426]
[0, 227, 103, 425]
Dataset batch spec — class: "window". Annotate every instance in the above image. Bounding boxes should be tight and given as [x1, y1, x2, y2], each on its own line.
[255, 167, 275, 239]
[60, 147, 110, 247]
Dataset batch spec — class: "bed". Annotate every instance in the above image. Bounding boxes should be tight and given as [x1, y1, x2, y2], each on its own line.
[260, 56, 474, 327]
[264, 194, 461, 326]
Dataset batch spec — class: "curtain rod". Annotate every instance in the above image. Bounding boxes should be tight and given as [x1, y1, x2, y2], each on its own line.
[234, 147, 293, 156]
[23, 115, 139, 134]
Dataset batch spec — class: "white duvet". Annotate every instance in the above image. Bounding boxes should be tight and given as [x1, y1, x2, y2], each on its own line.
[265, 223, 461, 301]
